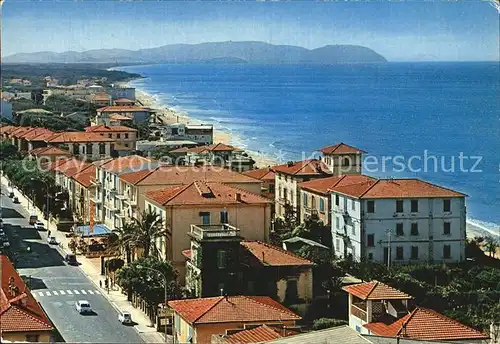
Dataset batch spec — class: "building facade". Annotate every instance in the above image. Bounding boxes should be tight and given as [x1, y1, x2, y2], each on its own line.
[319, 142, 365, 176]
[85, 125, 137, 150]
[93, 106, 154, 125]
[160, 123, 214, 145]
[45, 132, 116, 161]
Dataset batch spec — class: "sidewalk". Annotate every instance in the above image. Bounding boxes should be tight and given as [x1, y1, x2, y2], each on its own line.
[1, 176, 167, 344]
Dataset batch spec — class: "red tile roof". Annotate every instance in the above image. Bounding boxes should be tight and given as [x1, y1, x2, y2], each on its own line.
[168, 296, 301, 325]
[73, 165, 97, 187]
[0, 125, 17, 134]
[319, 142, 366, 155]
[364, 307, 489, 341]
[343, 281, 412, 300]
[45, 132, 115, 143]
[85, 125, 137, 133]
[0, 255, 53, 333]
[100, 155, 154, 174]
[110, 114, 133, 121]
[273, 159, 331, 176]
[97, 105, 152, 112]
[242, 168, 275, 182]
[241, 241, 313, 267]
[30, 146, 71, 157]
[224, 325, 296, 344]
[120, 165, 260, 186]
[92, 92, 110, 101]
[9, 126, 34, 138]
[55, 159, 92, 177]
[145, 181, 271, 206]
[19, 128, 54, 140]
[113, 98, 135, 103]
[357, 179, 467, 199]
[299, 175, 344, 195]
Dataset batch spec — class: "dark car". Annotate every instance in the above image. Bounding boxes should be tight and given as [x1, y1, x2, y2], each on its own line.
[8, 192, 14, 198]
[13, 197, 20, 204]
[65, 254, 78, 265]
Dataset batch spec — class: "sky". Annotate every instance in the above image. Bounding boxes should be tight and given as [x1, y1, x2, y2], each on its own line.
[1, 0, 499, 61]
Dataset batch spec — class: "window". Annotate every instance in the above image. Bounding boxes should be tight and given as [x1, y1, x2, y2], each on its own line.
[342, 157, 350, 167]
[411, 246, 419, 260]
[73, 144, 79, 155]
[367, 234, 375, 247]
[351, 225, 355, 235]
[99, 143, 106, 155]
[25, 335, 40, 342]
[396, 246, 404, 260]
[335, 195, 340, 206]
[443, 222, 451, 235]
[443, 245, 451, 259]
[268, 184, 275, 193]
[443, 199, 451, 212]
[200, 212, 210, 225]
[368, 253, 373, 260]
[175, 314, 180, 335]
[217, 250, 227, 269]
[311, 196, 316, 209]
[367, 200, 375, 213]
[396, 200, 404, 213]
[335, 238, 340, 252]
[351, 199, 355, 210]
[336, 217, 340, 229]
[303, 193, 308, 206]
[411, 223, 419, 236]
[108, 134, 112, 138]
[125, 133, 129, 139]
[279, 187, 283, 198]
[117, 133, 121, 139]
[319, 198, 325, 212]
[411, 199, 419, 212]
[220, 210, 228, 224]
[396, 223, 404, 236]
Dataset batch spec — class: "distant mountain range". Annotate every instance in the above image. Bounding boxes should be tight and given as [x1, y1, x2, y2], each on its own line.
[3, 41, 387, 64]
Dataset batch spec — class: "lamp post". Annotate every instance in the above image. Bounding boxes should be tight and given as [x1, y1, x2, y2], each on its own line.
[31, 178, 50, 232]
[137, 265, 171, 344]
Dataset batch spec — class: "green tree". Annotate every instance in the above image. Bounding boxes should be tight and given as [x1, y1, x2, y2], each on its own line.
[312, 318, 347, 330]
[0, 141, 22, 160]
[291, 213, 332, 247]
[484, 236, 499, 258]
[109, 221, 136, 264]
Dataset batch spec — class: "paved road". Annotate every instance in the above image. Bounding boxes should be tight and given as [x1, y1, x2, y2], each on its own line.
[1, 191, 145, 343]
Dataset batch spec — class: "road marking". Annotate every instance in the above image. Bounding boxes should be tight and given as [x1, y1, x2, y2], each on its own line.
[59, 290, 66, 295]
[45, 291, 51, 296]
[38, 291, 44, 297]
[52, 290, 59, 295]
[94, 289, 100, 294]
[80, 290, 87, 294]
[87, 290, 94, 295]
[73, 290, 80, 294]
[66, 290, 73, 294]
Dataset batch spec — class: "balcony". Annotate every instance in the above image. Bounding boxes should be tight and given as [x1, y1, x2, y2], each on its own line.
[114, 211, 126, 218]
[351, 303, 367, 322]
[124, 198, 137, 207]
[109, 188, 118, 194]
[90, 197, 102, 204]
[115, 194, 129, 200]
[304, 206, 318, 216]
[91, 179, 102, 186]
[189, 224, 241, 240]
[342, 209, 350, 218]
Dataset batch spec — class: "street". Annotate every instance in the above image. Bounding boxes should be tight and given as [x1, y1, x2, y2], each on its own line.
[1, 189, 145, 343]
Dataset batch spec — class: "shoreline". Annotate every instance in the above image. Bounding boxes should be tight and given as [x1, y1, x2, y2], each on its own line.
[132, 84, 280, 168]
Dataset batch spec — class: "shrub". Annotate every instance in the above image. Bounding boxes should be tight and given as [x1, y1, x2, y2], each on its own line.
[312, 318, 348, 330]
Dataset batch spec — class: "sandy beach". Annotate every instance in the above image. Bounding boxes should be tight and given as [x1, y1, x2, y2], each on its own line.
[134, 88, 280, 168]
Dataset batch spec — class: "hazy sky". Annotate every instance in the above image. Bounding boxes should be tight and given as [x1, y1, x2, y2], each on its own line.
[2, 0, 499, 61]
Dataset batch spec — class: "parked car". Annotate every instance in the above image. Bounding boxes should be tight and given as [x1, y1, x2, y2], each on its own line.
[8, 192, 14, 198]
[2, 237, 10, 248]
[29, 215, 38, 225]
[118, 312, 132, 324]
[34, 221, 45, 230]
[75, 300, 92, 314]
[64, 254, 78, 265]
[47, 236, 57, 245]
[13, 197, 20, 204]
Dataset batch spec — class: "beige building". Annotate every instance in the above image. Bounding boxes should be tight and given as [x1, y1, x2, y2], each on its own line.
[85, 125, 137, 150]
[29, 146, 72, 163]
[92, 105, 154, 125]
[168, 296, 301, 344]
[45, 132, 116, 161]
[90, 92, 112, 107]
[144, 180, 272, 276]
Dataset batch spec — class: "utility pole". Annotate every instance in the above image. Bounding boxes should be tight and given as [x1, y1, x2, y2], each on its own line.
[386, 229, 392, 269]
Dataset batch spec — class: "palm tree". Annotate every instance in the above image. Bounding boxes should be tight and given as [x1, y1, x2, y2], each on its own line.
[110, 222, 136, 264]
[131, 209, 170, 259]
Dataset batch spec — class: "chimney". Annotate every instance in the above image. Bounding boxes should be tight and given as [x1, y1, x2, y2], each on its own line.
[235, 193, 242, 202]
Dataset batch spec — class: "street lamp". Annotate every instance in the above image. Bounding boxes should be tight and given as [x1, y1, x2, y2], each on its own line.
[137, 265, 172, 344]
[31, 178, 50, 233]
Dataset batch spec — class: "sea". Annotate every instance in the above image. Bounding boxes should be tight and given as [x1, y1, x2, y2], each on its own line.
[115, 62, 500, 236]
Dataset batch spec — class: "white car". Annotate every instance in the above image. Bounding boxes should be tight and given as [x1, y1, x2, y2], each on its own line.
[34, 221, 45, 230]
[47, 236, 57, 245]
[118, 312, 132, 324]
[2, 240, 10, 248]
[75, 300, 92, 314]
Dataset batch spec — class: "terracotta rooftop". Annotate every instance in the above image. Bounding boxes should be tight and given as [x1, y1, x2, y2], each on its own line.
[273, 159, 331, 176]
[119, 165, 261, 186]
[72, 165, 97, 187]
[0, 125, 17, 134]
[100, 155, 155, 174]
[109, 114, 133, 121]
[85, 125, 137, 133]
[113, 98, 135, 103]
[174, 143, 238, 155]
[168, 296, 301, 325]
[45, 132, 115, 143]
[343, 281, 412, 300]
[9, 126, 34, 138]
[364, 307, 489, 341]
[319, 142, 366, 155]
[0, 255, 54, 333]
[92, 93, 110, 101]
[55, 159, 92, 177]
[169, 146, 194, 154]
[224, 325, 297, 344]
[299, 175, 345, 195]
[241, 241, 313, 267]
[242, 167, 275, 182]
[97, 105, 152, 112]
[30, 146, 71, 157]
[145, 181, 271, 206]
[18, 128, 53, 140]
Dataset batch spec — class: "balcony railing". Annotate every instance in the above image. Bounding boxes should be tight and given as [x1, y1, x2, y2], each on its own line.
[304, 207, 318, 215]
[115, 194, 129, 200]
[90, 197, 102, 204]
[124, 198, 137, 206]
[351, 304, 367, 322]
[189, 224, 241, 240]
[114, 211, 126, 218]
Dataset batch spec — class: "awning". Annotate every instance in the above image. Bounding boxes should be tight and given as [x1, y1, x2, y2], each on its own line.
[75, 224, 112, 237]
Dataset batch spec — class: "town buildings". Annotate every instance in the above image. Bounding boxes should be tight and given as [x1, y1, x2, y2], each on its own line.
[1, 99, 13, 120]
[144, 180, 272, 277]
[168, 296, 301, 344]
[113, 98, 136, 106]
[343, 281, 489, 343]
[85, 125, 138, 150]
[108, 85, 136, 101]
[329, 176, 467, 263]
[0, 255, 54, 342]
[29, 146, 72, 162]
[159, 123, 214, 145]
[319, 142, 365, 176]
[242, 167, 275, 200]
[90, 92, 112, 107]
[93, 105, 154, 125]
[45, 132, 116, 160]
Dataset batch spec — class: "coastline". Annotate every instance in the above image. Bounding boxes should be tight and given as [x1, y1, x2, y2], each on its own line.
[133, 86, 280, 168]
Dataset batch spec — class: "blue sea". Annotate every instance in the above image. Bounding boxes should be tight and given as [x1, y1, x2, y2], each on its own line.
[115, 62, 500, 233]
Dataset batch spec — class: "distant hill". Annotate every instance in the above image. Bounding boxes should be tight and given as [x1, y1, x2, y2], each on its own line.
[3, 41, 387, 64]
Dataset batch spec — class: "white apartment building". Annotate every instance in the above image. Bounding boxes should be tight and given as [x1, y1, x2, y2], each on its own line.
[320, 142, 365, 176]
[331, 176, 467, 264]
[159, 123, 213, 145]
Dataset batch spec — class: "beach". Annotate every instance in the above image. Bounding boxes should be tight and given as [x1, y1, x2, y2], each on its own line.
[134, 88, 280, 168]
